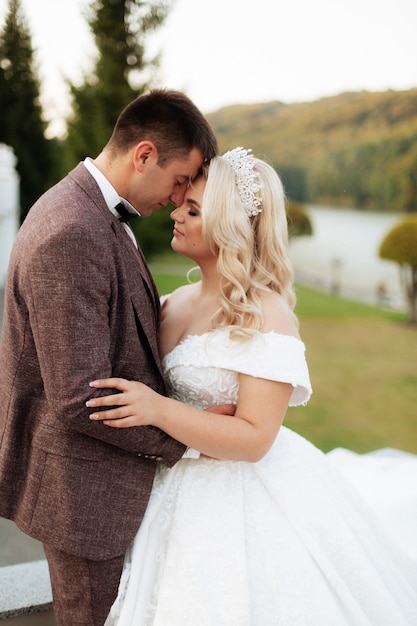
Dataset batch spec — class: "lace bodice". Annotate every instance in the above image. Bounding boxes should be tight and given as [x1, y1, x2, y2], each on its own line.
[161, 329, 312, 410]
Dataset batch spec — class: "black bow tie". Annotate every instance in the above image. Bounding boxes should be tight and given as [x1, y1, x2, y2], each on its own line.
[115, 202, 137, 223]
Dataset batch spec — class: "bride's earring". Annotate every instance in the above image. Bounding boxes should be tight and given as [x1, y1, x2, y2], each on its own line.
[186, 266, 201, 283]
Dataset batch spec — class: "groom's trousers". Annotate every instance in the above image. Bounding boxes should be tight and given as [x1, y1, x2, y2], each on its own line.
[43, 543, 125, 626]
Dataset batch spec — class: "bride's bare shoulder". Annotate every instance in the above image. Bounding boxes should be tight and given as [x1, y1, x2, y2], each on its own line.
[162, 283, 198, 310]
[260, 291, 300, 339]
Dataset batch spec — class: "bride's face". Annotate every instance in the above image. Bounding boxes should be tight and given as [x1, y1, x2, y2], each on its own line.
[170, 176, 215, 264]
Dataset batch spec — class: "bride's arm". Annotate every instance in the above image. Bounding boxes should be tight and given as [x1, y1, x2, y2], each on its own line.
[87, 375, 292, 462]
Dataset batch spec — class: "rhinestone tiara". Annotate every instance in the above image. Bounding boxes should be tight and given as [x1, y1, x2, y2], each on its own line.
[222, 147, 263, 217]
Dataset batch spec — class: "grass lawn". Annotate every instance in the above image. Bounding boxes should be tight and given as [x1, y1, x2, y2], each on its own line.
[150, 260, 417, 454]
[289, 286, 416, 453]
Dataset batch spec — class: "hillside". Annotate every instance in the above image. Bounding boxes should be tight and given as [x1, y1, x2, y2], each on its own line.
[206, 89, 417, 212]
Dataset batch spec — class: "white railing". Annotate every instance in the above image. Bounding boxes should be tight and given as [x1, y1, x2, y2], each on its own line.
[0, 143, 19, 289]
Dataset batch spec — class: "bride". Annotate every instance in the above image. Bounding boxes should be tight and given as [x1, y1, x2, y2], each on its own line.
[87, 148, 417, 625]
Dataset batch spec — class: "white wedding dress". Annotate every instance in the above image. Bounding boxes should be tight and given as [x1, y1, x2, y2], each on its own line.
[105, 329, 417, 626]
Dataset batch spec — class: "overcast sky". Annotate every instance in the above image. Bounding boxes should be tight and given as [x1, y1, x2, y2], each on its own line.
[1, 0, 416, 136]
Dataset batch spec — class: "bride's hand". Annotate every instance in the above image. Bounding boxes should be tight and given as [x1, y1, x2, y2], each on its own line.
[86, 378, 163, 428]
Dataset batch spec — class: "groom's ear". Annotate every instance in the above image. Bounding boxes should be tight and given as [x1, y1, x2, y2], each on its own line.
[133, 141, 158, 172]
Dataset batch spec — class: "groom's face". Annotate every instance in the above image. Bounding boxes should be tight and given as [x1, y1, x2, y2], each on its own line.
[130, 146, 204, 217]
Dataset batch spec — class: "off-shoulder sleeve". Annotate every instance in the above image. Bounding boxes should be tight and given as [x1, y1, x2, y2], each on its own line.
[175, 331, 312, 407]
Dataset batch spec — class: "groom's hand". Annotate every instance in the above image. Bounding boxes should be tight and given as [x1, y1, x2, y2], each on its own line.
[206, 404, 236, 416]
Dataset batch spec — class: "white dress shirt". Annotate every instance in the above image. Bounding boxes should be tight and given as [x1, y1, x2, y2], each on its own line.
[83, 158, 139, 247]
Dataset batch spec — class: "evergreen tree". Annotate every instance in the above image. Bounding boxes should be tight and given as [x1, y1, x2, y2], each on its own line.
[0, 0, 53, 221]
[65, 0, 171, 166]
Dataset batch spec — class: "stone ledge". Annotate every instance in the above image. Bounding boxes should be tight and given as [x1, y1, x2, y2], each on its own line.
[0, 560, 52, 620]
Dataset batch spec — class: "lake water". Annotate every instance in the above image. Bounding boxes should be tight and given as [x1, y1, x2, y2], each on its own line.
[289, 206, 406, 310]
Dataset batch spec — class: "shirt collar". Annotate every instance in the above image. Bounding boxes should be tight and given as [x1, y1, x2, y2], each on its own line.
[83, 158, 141, 218]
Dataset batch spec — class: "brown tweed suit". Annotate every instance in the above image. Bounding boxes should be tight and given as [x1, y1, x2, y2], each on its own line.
[0, 163, 186, 621]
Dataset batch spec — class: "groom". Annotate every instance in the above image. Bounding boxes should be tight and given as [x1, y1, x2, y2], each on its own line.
[0, 90, 218, 626]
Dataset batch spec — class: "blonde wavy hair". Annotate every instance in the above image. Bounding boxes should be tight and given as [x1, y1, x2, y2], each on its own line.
[200, 153, 296, 338]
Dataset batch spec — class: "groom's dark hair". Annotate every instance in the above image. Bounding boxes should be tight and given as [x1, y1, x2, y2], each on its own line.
[106, 89, 218, 166]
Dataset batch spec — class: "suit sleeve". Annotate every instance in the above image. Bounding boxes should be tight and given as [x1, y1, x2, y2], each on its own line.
[24, 218, 186, 465]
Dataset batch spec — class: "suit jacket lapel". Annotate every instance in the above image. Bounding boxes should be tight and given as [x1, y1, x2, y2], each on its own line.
[122, 239, 163, 375]
[69, 163, 163, 376]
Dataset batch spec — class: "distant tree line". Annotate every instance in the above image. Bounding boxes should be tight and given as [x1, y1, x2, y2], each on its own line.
[307, 134, 417, 212]
[208, 90, 417, 213]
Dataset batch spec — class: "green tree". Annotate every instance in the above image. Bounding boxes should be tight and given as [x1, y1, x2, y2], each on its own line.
[286, 200, 313, 239]
[0, 0, 53, 221]
[64, 0, 171, 167]
[285, 198, 314, 298]
[379, 216, 417, 324]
